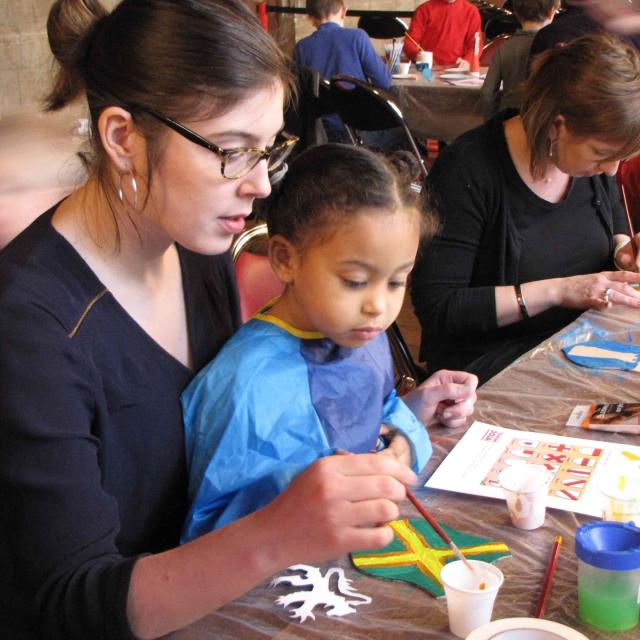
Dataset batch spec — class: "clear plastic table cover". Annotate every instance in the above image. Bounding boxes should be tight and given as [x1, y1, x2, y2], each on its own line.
[173, 305, 640, 639]
[391, 68, 484, 143]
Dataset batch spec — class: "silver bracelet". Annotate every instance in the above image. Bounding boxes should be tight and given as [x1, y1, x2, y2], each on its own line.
[514, 283, 529, 319]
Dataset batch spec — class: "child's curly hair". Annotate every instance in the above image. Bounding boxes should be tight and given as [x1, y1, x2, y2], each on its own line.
[266, 144, 439, 252]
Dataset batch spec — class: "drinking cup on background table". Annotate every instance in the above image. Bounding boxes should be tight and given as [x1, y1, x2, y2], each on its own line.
[396, 61, 410, 76]
[498, 465, 551, 530]
[416, 50, 433, 67]
[576, 520, 640, 632]
[439, 559, 504, 638]
[415, 51, 433, 81]
[599, 473, 640, 522]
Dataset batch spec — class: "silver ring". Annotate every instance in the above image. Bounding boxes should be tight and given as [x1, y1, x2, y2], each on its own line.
[603, 287, 613, 304]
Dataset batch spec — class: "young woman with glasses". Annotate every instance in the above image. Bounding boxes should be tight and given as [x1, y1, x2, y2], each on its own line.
[0, 1, 477, 638]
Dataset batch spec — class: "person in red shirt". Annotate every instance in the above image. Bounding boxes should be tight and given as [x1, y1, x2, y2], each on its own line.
[403, 0, 482, 68]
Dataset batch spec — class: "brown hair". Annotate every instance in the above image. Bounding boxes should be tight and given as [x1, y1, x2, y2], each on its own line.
[522, 33, 640, 179]
[307, 0, 344, 21]
[266, 144, 438, 252]
[45, 0, 294, 244]
[511, 0, 560, 23]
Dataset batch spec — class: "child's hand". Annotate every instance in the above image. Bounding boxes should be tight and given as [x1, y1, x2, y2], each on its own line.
[402, 369, 478, 428]
[375, 424, 413, 467]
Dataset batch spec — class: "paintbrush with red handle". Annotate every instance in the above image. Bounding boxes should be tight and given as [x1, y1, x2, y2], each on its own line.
[621, 183, 638, 262]
[406, 488, 482, 584]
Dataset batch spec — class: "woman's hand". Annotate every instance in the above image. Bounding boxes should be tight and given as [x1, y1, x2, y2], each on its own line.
[402, 369, 478, 428]
[255, 454, 416, 566]
[613, 233, 640, 272]
[551, 270, 640, 310]
[128, 455, 416, 638]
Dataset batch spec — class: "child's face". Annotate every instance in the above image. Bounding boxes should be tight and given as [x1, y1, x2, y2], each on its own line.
[280, 208, 420, 348]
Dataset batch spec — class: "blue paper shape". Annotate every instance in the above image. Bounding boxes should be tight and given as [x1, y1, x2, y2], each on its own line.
[563, 340, 640, 371]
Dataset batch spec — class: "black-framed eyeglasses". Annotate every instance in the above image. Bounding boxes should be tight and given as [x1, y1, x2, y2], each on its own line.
[134, 106, 298, 180]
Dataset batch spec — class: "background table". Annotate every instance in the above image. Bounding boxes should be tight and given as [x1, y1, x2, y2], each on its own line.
[392, 66, 487, 144]
[173, 304, 640, 639]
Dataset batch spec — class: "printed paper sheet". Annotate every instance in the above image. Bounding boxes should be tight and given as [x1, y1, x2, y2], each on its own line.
[425, 421, 640, 516]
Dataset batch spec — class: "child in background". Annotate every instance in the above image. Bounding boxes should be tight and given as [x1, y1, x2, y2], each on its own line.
[481, 0, 559, 120]
[403, 0, 482, 69]
[181, 144, 438, 541]
[293, 0, 404, 151]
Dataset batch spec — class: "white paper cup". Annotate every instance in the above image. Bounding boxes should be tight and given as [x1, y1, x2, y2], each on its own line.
[440, 560, 504, 638]
[600, 473, 640, 522]
[499, 465, 551, 530]
[416, 50, 433, 67]
[396, 61, 410, 75]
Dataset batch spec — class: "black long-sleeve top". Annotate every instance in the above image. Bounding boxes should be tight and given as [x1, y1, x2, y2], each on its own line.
[0, 208, 240, 639]
[529, 5, 640, 63]
[411, 111, 625, 383]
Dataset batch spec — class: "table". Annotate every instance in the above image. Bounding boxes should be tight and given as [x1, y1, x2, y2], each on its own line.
[392, 66, 487, 143]
[174, 304, 640, 639]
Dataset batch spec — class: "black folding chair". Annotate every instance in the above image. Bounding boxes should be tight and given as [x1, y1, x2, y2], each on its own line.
[329, 74, 428, 178]
[284, 65, 331, 154]
[357, 15, 408, 40]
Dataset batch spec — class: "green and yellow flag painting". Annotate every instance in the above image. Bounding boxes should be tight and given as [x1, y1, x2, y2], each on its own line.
[351, 518, 510, 597]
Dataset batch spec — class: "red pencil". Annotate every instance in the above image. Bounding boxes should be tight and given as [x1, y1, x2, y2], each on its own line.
[535, 534, 563, 618]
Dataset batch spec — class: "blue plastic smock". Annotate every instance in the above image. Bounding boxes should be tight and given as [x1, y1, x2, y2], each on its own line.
[181, 312, 432, 542]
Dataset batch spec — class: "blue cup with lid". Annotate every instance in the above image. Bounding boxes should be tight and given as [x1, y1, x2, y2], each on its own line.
[575, 520, 640, 631]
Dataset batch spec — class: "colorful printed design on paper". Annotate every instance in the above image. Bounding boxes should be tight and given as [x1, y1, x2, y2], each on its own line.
[350, 518, 510, 597]
[482, 436, 604, 501]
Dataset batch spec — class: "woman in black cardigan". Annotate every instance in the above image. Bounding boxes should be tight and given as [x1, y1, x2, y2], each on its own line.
[412, 33, 640, 384]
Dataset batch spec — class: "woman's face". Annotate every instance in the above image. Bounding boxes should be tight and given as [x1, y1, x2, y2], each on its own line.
[143, 83, 285, 255]
[553, 119, 624, 178]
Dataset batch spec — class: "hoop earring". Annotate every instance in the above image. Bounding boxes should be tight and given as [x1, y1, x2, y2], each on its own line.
[117, 171, 138, 210]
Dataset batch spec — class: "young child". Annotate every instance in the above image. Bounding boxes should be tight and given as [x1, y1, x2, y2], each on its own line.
[403, 0, 483, 68]
[480, 0, 559, 120]
[181, 144, 438, 542]
[293, 0, 397, 149]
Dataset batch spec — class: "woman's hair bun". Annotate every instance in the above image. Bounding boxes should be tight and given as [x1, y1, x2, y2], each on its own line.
[45, 0, 108, 110]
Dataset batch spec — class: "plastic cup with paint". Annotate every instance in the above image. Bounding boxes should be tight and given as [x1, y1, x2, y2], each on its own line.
[416, 50, 433, 67]
[440, 559, 504, 638]
[600, 472, 640, 522]
[396, 61, 410, 76]
[576, 520, 640, 632]
[498, 465, 551, 530]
